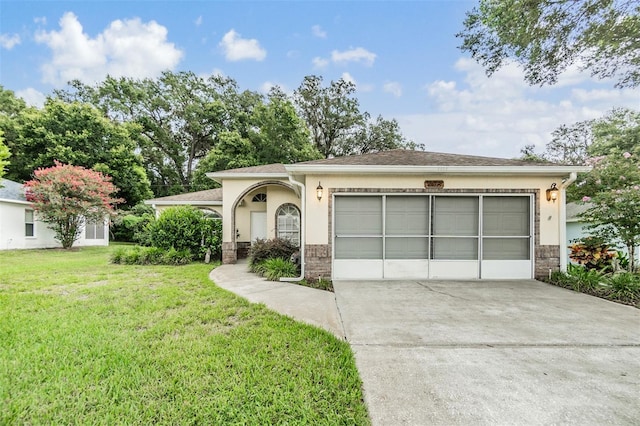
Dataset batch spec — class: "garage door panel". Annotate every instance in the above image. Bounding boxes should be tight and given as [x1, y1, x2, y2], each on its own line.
[482, 260, 532, 279]
[385, 237, 428, 259]
[334, 260, 383, 280]
[335, 237, 382, 259]
[384, 260, 429, 279]
[431, 237, 478, 260]
[483, 238, 530, 260]
[430, 261, 478, 279]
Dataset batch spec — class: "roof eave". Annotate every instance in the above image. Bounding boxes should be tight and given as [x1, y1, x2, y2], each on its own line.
[206, 172, 290, 180]
[284, 165, 592, 176]
[144, 200, 222, 206]
[0, 198, 31, 205]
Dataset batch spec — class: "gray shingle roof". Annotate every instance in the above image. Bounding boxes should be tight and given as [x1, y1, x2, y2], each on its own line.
[216, 163, 287, 174]
[295, 150, 551, 167]
[146, 187, 222, 203]
[0, 179, 26, 202]
[566, 202, 592, 221]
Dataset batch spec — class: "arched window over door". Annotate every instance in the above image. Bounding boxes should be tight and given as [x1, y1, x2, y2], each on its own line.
[276, 204, 300, 246]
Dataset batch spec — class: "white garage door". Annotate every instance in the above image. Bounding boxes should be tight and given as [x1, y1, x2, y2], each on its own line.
[333, 194, 533, 280]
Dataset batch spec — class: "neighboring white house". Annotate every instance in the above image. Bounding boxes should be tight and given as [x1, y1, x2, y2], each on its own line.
[0, 178, 109, 250]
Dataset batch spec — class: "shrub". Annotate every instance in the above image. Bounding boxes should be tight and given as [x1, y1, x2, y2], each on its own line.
[162, 248, 193, 265]
[605, 273, 640, 303]
[123, 246, 143, 264]
[110, 246, 193, 265]
[568, 236, 617, 271]
[263, 258, 299, 281]
[147, 206, 221, 260]
[250, 261, 269, 276]
[566, 263, 604, 291]
[111, 203, 155, 243]
[548, 270, 575, 288]
[110, 246, 127, 264]
[248, 238, 298, 267]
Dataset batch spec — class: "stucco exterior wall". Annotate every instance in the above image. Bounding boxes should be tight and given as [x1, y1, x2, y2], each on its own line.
[220, 178, 295, 242]
[302, 174, 562, 247]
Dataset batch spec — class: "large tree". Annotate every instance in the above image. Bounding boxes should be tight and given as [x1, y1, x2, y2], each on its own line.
[0, 132, 9, 182]
[293, 75, 418, 158]
[458, 0, 640, 88]
[1, 97, 151, 207]
[294, 75, 363, 158]
[191, 88, 321, 190]
[56, 72, 248, 196]
[25, 162, 122, 249]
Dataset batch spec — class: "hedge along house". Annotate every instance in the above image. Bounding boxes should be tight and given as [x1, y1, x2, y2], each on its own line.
[207, 150, 589, 281]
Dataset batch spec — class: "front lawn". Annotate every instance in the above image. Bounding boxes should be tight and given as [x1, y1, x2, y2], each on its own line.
[0, 246, 369, 425]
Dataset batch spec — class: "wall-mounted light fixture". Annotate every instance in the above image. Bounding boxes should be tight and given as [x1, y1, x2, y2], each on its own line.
[546, 183, 559, 203]
[316, 182, 323, 201]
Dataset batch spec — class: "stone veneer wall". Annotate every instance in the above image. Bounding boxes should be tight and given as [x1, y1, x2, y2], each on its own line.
[304, 244, 332, 280]
[535, 245, 561, 280]
[222, 242, 237, 264]
[237, 242, 251, 259]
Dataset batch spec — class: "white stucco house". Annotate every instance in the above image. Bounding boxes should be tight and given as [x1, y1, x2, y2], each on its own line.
[0, 178, 109, 250]
[145, 150, 590, 280]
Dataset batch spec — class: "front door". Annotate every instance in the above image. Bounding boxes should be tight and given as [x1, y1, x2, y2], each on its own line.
[250, 211, 267, 242]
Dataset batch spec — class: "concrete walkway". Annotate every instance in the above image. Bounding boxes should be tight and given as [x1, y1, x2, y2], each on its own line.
[209, 262, 345, 338]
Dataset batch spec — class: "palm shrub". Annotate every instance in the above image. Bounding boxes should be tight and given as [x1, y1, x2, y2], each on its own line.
[605, 273, 640, 303]
[566, 264, 604, 292]
[263, 258, 299, 281]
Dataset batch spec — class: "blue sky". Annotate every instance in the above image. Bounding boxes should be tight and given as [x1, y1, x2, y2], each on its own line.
[1, 0, 638, 159]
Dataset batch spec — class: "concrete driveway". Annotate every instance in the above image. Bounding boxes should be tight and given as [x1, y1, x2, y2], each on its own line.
[334, 279, 640, 425]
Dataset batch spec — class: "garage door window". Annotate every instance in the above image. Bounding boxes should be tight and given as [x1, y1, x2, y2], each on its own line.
[385, 196, 429, 259]
[335, 196, 382, 259]
[431, 197, 478, 260]
[482, 196, 530, 260]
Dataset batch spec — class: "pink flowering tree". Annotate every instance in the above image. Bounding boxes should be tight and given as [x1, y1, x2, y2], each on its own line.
[578, 152, 640, 271]
[25, 162, 122, 249]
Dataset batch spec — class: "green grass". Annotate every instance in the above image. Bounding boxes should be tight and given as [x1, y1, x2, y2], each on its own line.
[0, 246, 369, 425]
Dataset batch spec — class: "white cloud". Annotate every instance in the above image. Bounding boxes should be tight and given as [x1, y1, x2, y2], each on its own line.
[396, 58, 638, 159]
[331, 47, 376, 67]
[260, 81, 291, 95]
[219, 29, 266, 62]
[194, 16, 203, 27]
[312, 56, 329, 69]
[339, 72, 373, 92]
[341, 72, 356, 85]
[383, 81, 402, 97]
[16, 88, 46, 108]
[312, 25, 327, 38]
[34, 16, 47, 25]
[34, 12, 183, 86]
[0, 33, 21, 50]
